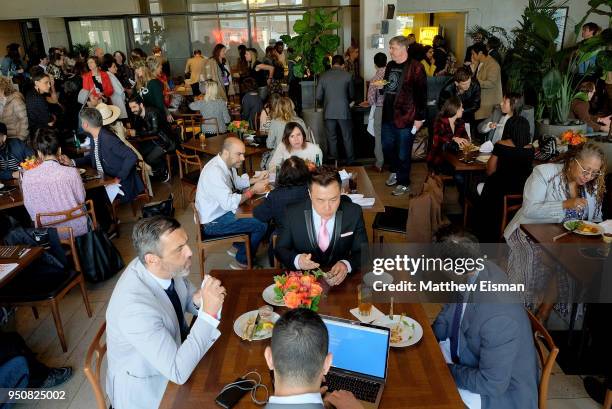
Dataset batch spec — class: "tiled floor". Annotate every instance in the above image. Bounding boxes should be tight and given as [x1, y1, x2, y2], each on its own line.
[8, 162, 601, 409]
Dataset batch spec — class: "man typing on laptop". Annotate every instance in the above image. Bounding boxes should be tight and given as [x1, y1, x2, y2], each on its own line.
[264, 308, 364, 409]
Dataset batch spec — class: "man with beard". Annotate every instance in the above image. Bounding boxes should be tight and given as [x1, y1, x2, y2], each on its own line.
[105, 216, 227, 409]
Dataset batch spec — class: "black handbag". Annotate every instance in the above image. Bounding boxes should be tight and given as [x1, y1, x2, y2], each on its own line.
[142, 194, 175, 218]
[76, 220, 124, 283]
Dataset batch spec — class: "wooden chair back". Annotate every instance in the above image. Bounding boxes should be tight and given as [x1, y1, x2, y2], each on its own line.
[36, 199, 98, 232]
[193, 202, 204, 243]
[54, 226, 82, 273]
[254, 111, 261, 132]
[176, 113, 203, 141]
[84, 322, 108, 409]
[501, 194, 523, 238]
[176, 150, 203, 181]
[526, 309, 559, 409]
[202, 117, 220, 137]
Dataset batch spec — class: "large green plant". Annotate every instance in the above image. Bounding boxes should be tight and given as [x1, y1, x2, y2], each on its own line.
[72, 42, 94, 57]
[280, 8, 341, 79]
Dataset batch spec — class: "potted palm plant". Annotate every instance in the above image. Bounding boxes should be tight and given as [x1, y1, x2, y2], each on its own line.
[281, 8, 341, 154]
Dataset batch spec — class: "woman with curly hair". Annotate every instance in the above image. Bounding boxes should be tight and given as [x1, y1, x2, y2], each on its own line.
[504, 143, 607, 321]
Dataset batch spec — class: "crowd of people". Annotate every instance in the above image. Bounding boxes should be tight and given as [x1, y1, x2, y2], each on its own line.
[1, 19, 611, 409]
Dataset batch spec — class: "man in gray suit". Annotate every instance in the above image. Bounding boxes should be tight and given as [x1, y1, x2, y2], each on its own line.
[106, 216, 227, 409]
[264, 308, 362, 409]
[432, 227, 539, 409]
[316, 55, 355, 164]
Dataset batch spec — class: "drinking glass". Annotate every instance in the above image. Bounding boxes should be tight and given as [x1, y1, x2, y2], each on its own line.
[358, 284, 373, 317]
[199, 133, 206, 148]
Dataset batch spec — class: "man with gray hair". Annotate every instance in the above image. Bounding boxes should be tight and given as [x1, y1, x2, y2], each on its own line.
[60, 107, 144, 203]
[106, 216, 226, 409]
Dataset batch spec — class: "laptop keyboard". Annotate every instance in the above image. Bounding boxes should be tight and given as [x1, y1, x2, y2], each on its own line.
[325, 372, 381, 403]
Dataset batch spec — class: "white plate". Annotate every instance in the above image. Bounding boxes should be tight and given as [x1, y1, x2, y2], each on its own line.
[373, 315, 423, 347]
[476, 155, 490, 163]
[563, 220, 603, 236]
[78, 168, 87, 175]
[0, 183, 4, 189]
[233, 310, 280, 341]
[262, 284, 285, 307]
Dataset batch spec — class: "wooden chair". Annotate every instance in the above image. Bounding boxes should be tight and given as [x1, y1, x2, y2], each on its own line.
[176, 150, 203, 208]
[175, 113, 203, 141]
[192, 203, 251, 280]
[0, 224, 92, 352]
[501, 194, 523, 239]
[526, 309, 559, 409]
[131, 159, 153, 216]
[84, 321, 107, 409]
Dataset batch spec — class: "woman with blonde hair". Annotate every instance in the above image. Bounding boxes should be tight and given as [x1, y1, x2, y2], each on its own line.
[188, 80, 231, 135]
[133, 58, 172, 122]
[259, 93, 281, 134]
[266, 96, 306, 150]
[0, 76, 28, 140]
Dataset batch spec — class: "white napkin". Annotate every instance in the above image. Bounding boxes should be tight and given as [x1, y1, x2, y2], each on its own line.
[81, 137, 91, 147]
[350, 306, 385, 323]
[352, 197, 375, 207]
[345, 193, 364, 200]
[338, 169, 352, 181]
[439, 339, 482, 409]
[105, 183, 124, 202]
[598, 220, 612, 234]
[479, 140, 494, 153]
[0, 263, 18, 281]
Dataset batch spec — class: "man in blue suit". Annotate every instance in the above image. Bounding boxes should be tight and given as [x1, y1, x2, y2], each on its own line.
[66, 108, 144, 204]
[432, 226, 539, 409]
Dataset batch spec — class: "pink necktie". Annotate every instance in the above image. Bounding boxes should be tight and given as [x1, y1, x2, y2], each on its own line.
[318, 217, 330, 252]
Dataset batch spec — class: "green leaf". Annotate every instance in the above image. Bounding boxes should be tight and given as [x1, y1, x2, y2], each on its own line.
[280, 34, 292, 44]
[293, 19, 309, 34]
[527, 12, 559, 42]
[596, 50, 612, 71]
[320, 34, 340, 51]
[325, 22, 341, 31]
[310, 295, 321, 312]
[542, 68, 562, 99]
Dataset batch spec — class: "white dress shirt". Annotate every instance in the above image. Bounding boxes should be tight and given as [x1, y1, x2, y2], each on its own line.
[293, 207, 351, 272]
[268, 392, 324, 405]
[195, 154, 250, 224]
[146, 270, 219, 329]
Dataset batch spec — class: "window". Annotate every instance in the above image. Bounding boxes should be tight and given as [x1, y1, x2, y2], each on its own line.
[68, 19, 127, 54]
[219, 13, 249, 66]
[251, 13, 288, 54]
[189, 15, 220, 57]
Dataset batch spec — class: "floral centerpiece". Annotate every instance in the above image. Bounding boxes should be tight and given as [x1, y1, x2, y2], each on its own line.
[228, 120, 250, 137]
[19, 156, 40, 171]
[273, 270, 325, 311]
[560, 130, 586, 146]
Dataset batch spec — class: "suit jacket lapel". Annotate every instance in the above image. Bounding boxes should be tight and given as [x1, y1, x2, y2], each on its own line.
[304, 209, 317, 251]
[325, 210, 343, 265]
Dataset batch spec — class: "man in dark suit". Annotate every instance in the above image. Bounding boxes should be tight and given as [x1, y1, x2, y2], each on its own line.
[275, 167, 367, 286]
[316, 55, 355, 164]
[432, 226, 539, 409]
[63, 108, 144, 204]
[264, 308, 362, 409]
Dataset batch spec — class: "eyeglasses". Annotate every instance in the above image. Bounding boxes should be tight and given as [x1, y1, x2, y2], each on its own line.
[574, 159, 602, 179]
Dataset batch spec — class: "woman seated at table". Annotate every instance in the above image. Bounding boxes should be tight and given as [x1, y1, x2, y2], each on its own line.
[427, 96, 470, 172]
[571, 81, 610, 133]
[267, 122, 322, 172]
[259, 93, 280, 135]
[240, 77, 263, 130]
[503, 143, 606, 321]
[0, 122, 34, 180]
[188, 80, 231, 135]
[266, 97, 306, 150]
[21, 128, 87, 238]
[254, 156, 310, 264]
[475, 116, 534, 242]
[477, 92, 524, 143]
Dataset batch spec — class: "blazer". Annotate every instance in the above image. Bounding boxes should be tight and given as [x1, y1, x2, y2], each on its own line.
[74, 127, 144, 202]
[474, 56, 502, 120]
[477, 106, 534, 142]
[275, 196, 368, 270]
[316, 67, 354, 120]
[81, 71, 114, 98]
[253, 184, 310, 230]
[432, 263, 539, 409]
[106, 258, 220, 409]
[503, 163, 603, 239]
[390, 59, 427, 129]
[185, 55, 206, 85]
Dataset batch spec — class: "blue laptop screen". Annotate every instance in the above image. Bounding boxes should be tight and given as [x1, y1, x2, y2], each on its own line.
[323, 318, 389, 379]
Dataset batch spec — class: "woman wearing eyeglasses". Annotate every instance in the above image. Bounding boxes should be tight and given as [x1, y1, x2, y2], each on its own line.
[503, 143, 607, 321]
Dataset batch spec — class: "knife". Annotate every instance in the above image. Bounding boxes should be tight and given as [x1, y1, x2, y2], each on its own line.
[249, 313, 261, 341]
[389, 297, 394, 320]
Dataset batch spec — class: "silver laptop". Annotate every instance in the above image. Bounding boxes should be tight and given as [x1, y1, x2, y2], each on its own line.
[321, 315, 391, 409]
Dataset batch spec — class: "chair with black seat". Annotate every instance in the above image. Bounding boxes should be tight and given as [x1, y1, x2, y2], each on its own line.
[0, 223, 93, 353]
[371, 206, 409, 243]
[176, 151, 203, 208]
[192, 203, 251, 280]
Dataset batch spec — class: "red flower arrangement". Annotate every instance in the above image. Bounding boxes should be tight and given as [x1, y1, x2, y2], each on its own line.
[273, 270, 325, 311]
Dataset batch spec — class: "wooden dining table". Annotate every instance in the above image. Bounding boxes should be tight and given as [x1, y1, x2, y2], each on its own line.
[160, 269, 463, 409]
[0, 168, 118, 211]
[0, 246, 44, 288]
[182, 134, 269, 173]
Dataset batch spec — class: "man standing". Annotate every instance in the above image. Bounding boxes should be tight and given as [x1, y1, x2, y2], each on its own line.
[127, 95, 176, 182]
[106, 217, 226, 409]
[185, 49, 206, 96]
[464, 32, 484, 65]
[380, 35, 427, 196]
[472, 43, 502, 130]
[264, 308, 363, 409]
[275, 167, 367, 286]
[316, 55, 355, 165]
[195, 137, 268, 269]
